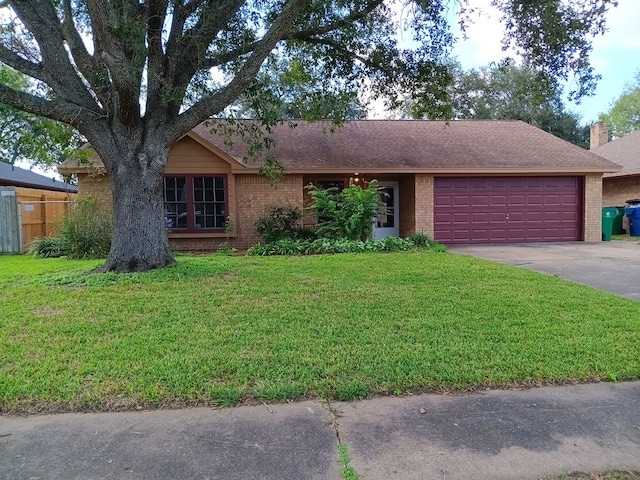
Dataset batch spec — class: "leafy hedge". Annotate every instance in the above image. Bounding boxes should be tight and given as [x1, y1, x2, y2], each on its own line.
[247, 234, 446, 256]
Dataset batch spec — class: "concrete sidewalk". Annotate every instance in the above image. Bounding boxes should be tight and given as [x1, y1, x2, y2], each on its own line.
[3, 382, 640, 479]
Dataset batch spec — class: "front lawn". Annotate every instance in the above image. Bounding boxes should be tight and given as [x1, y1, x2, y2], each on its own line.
[1, 252, 640, 414]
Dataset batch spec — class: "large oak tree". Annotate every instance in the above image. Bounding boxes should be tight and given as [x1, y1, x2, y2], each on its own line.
[0, 0, 614, 272]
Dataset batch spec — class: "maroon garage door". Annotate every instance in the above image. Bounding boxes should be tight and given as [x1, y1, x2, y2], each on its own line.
[434, 177, 583, 244]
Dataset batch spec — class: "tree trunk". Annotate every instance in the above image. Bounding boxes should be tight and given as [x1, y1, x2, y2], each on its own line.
[99, 141, 175, 273]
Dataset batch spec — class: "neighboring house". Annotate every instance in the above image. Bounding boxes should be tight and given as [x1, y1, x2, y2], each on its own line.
[0, 161, 77, 193]
[590, 122, 640, 207]
[0, 162, 77, 253]
[58, 120, 619, 251]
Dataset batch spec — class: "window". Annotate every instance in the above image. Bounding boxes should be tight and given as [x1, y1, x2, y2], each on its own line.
[316, 180, 345, 193]
[163, 175, 227, 231]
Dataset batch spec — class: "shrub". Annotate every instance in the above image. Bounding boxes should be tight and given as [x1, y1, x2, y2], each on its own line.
[247, 236, 442, 256]
[306, 179, 387, 241]
[59, 195, 113, 259]
[30, 236, 69, 258]
[255, 205, 304, 243]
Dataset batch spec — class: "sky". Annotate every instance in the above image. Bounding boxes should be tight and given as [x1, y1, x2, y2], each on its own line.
[448, 0, 640, 124]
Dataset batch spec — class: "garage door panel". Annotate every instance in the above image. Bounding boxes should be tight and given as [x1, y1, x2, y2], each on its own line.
[434, 197, 451, 208]
[490, 195, 507, 206]
[453, 195, 471, 207]
[472, 212, 489, 223]
[434, 176, 582, 244]
[472, 195, 489, 206]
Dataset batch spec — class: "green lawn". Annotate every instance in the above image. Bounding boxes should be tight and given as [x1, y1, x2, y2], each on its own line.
[1, 251, 640, 414]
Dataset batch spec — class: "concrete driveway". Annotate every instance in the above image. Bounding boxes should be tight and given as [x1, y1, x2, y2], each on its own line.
[448, 241, 640, 301]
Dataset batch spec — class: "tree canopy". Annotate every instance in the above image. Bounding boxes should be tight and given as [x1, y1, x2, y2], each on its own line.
[440, 62, 589, 148]
[600, 69, 640, 138]
[0, 0, 616, 272]
[0, 65, 82, 168]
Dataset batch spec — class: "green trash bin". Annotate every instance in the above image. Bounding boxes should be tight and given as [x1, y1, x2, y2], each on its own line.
[602, 207, 618, 241]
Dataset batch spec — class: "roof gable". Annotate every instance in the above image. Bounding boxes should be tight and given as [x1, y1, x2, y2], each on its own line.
[592, 131, 640, 178]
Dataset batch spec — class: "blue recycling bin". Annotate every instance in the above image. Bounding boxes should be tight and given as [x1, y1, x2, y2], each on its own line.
[624, 207, 640, 236]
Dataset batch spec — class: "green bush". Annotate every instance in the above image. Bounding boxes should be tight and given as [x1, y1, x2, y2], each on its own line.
[29, 236, 69, 258]
[60, 195, 112, 258]
[306, 179, 387, 241]
[30, 196, 112, 259]
[255, 205, 306, 243]
[247, 235, 443, 256]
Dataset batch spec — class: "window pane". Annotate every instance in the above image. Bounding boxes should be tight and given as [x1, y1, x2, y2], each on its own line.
[192, 176, 225, 229]
[164, 177, 187, 229]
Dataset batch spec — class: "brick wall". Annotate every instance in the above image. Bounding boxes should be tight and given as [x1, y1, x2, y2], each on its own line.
[398, 175, 416, 236]
[414, 174, 435, 238]
[584, 174, 603, 241]
[77, 173, 113, 212]
[233, 174, 305, 249]
[77, 170, 305, 252]
[602, 177, 640, 206]
[602, 176, 640, 233]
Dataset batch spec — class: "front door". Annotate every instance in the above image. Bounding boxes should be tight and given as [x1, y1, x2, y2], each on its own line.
[373, 182, 399, 240]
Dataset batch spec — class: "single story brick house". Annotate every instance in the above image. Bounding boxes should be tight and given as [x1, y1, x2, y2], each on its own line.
[590, 122, 640, 208]
[58, 120, 620, 251]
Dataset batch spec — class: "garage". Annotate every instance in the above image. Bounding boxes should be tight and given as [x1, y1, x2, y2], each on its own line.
[434, 176, 583, 244]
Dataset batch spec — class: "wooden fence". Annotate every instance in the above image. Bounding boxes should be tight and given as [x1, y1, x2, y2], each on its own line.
[0, 186, 77, 253]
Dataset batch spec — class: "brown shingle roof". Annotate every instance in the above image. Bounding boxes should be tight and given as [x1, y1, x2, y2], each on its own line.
[194, 119, 619, 173]
[59, 120, 620, 174]
[591, 131, 640, 178]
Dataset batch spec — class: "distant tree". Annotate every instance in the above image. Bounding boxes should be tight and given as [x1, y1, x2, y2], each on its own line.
[600, 70, 640, 138]
[407, 62, 589, 148]
[0, 65, 82, 168]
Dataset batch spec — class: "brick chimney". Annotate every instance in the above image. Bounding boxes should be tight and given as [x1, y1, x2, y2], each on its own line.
[590, 122, 609, 150]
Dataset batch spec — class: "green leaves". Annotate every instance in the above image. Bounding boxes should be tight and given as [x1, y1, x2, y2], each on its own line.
[0, 66, 83, 168]
[600, 69, 640, 137]
[437, 62, 589, 148]
[306, 178, 387, 241]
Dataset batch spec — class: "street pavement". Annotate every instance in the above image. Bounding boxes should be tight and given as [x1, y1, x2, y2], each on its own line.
[2, 382, 640, 479]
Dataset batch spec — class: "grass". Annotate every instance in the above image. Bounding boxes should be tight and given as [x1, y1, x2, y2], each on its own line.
[612, 233, 640, 243]
[338, 444, 360, 480]
[543, 472, 640, 480]
[1, 251, 640, 414]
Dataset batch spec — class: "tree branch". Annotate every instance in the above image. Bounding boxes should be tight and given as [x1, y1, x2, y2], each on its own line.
[8, 1, 101, 113]
[169, 0, 310, 142]
[61, 0, 110, 101]
[84, 0, 145, 126]
[198, 0, 384, 70]
[171, 0, 246, 93]
[0, 44, 47, 82]
[0, 84, 102, 127]
[145, 0, 169, 114]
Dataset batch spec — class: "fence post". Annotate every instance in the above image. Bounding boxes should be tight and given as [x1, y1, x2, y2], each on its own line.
[0, 187, 19, 253]
[40, 194, 47, 237]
